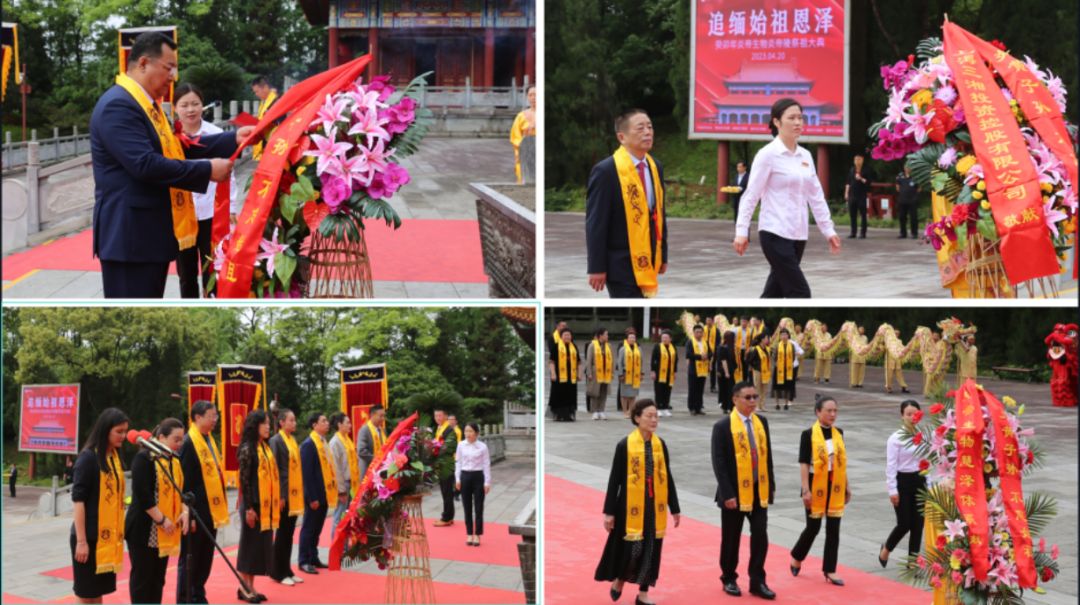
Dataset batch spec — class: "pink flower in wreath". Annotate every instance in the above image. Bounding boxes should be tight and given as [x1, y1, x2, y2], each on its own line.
[306, 126, 352, 177]
[367, 173, 389, 200]
[321, 173, 352, 214]
[314, 94, 350, 133]
[394, 453, 409, 469]
[348, 105, 391, 148]
[377, 483, 393, 500]
[385, 162, 411, 189]
[1044, 198, 1069, 237]
[367, 75, 395, 103]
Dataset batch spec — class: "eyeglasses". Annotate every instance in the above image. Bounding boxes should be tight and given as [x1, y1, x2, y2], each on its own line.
[150, 58, 178, 77]
[740, 394, 760, 401]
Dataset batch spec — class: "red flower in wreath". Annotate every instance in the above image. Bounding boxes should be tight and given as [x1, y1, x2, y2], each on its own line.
[913, 432, 924, 445]
[919, 459, 931, 472]
[912, 410, 924, 424]
[929, 403, 945, 415]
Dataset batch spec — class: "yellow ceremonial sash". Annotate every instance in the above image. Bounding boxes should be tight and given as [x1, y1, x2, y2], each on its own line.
[189, 425, 229, 528]
[734, 330, 747, 381]
[591, 339, 613, 383]
[365, 420, 386, 459]
[279, 430, 303, 516]
[751, 324, 764, 339]
[775, 341, 794, 385]
[730, 411, 769, 512]
[613, 146, 664, 297]
[552, 329, 560, 345]
[436, 421, 451, 441]
[253, 89, 278, 159]
[809, 421, 847, 519]
[623, 343, 642, 388]
[256, 442, 281, 531]
[657, 343, 675, 385]
[338, 433, 360, 494]
[156, 455, 184, 558]
[96, 451, 125, 574]
[312, 433, 338, 509]
[625, 428, 668, 541]
[691, 338, 708, 377]
[705, 324, 718, 351]
[755, 345, 772, 382]
[556, 340, 578, 383]
[114, 73, 197, 250]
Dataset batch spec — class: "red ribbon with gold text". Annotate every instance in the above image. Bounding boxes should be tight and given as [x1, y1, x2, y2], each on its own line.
[328, 412, 419, 570]
[953, 380, 1036, 587]
[215, 55, 373, 298]
[943, 22, 1062, 285]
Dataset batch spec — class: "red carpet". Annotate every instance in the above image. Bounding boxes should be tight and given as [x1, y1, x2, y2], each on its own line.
[2, 220, 487, 284]
[544, 474, 929, 604]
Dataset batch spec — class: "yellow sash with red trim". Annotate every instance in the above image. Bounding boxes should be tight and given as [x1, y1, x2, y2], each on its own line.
[625, 428, 668, 540]
[612, 146, 664, 297]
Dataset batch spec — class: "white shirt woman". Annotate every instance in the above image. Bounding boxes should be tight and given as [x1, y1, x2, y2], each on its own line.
[454, 425, 492, 546]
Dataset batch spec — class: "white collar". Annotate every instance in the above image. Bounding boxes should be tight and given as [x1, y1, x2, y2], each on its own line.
[737, 410, 755, 424]
[770, 136, 800, 156]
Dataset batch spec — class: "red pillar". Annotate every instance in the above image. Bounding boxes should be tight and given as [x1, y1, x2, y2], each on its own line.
[524, 30, 535, 85]
[484, 28, 495, 87]
[329, 27, 340, 68]
[716, 141, 729, 205]
[369, 27, 378, 71]
[816, 144, 830, 199]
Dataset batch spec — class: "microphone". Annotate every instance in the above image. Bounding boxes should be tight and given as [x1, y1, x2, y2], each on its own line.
[127, 430, 176, 458]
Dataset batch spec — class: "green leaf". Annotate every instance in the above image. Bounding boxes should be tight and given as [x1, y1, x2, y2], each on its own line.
[1025, 492, 1058, 536]
[411, 460, 424, 471]
[274, 252, 298, 291]
[976, 213, 998, 241]
[280, 192, 302, 224]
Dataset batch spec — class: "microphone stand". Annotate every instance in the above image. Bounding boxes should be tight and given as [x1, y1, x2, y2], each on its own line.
[151, 453, 254, 601]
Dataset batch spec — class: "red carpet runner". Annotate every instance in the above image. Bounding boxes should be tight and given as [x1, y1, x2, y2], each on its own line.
[2, 220, 488, 284]
[544, 474, 928, 604]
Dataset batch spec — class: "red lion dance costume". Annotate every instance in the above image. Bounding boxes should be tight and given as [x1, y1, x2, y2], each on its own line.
[1045, 323, 1078, 407]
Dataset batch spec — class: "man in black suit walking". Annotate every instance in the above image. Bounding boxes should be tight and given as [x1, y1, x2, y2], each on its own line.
[733, 160, 750, 230]
[711, 381, 777, 600]
[585, 109, 668, 298]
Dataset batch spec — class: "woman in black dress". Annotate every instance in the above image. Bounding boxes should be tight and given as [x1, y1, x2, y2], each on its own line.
[237, 410, 279, 603]
[716, 330, 736, 413]
[595, 399, 681, 605]
[548, 327, 581, 421]
[126, 418, 190, 604]
[70, 407, 129, 604]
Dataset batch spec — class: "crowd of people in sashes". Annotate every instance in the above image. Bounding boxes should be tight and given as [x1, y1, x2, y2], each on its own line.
[592, 388, 927, 603]
[547, 316, 977, 422]
[66, 402, 492, 604]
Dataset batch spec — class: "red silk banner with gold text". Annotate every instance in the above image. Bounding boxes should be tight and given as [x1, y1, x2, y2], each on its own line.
[216, 55, 373, 297]
[216, 364, 266, 478]
[953, 381, 990, 580]
[187, 371, 216, 415]
[943, 23, 1060, 285]
[340, 364, 388, 441]
[328, 412, 419, 570]
[981, 387, 1037, 587]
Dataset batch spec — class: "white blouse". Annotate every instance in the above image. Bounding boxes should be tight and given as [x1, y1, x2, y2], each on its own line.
[736, 137, 837, 241]
[455, 439, 492, 486]
[885, 429, 922, 496]
[185, 120, 239, 220]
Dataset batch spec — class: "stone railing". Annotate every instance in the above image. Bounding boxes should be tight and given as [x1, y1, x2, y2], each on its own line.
[3, 128, 91, 170]
[472, 182, 536, 298]
[3, 142, 95, 254]
[509, 497, 537, 604]
[503, 401, 536, 431]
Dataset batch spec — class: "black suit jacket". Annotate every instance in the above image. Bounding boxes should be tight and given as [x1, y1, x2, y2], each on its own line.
[269, 433, 292, 505]
[585, 154, 668, 285]
[178, 433, 224, 527]
[734, 170, 750, 204]
[300, 435, 328, 507]
[711, 414, 776, 507]
[90, 84, 238, 263]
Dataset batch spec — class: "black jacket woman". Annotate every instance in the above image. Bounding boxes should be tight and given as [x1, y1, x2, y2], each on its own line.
[236, 410, 280, 603]
[595, 399, 681, 605]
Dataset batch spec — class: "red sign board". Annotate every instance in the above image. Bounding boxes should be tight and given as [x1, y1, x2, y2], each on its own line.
[690, 0, 850, 143]
[19, 384, 80, 454]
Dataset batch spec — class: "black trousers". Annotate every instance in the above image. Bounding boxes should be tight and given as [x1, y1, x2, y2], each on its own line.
[271, 511, 299, 581]
[460, 470, 486, 535]
[298, 502, 327, 566]
[654, 382, 672, 410]
[720, 491, 769, 587]
[885, 472, 926, 556]
[790, 476, 842, 573]
[758, 230, 810, 298]
[848, 197, 867, 236]
[439, 473, 456, 522]
[607, 279, 644, 298]
[101, 259, 170, 298]
[898, 203, 919, 238]
[176, 218, 213, 298]
[688, 376, 706, 412]
[129, 540, 169, 603]
[177, 525, 216, 603]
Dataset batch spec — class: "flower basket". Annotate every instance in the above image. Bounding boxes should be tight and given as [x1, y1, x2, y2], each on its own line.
[384, 493, 435, 604]
[306, 213, 375, 298]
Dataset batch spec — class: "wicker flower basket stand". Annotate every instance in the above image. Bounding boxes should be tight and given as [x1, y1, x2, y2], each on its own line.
[384, 493, 436, 604]
[305, 217, 375, 298]
[964, 232, 1060, 299]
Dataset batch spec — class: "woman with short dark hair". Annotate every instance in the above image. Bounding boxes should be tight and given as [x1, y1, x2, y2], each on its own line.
[878, 400, 925, 568]
[455, 422, 492, 546]
[236, 410, 279, 603]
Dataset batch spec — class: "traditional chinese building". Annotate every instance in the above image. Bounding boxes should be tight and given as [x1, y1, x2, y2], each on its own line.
[298, 0, 535, 87]
[713, 61, 841, 127]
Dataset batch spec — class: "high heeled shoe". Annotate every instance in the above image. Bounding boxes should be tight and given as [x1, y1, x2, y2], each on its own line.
[610, 582, 622, 601]
[237, 589, 261, 604]
[824, 574, 845, 586]
[878, 544, 889, 568]
[634, 595, 653, 605]
[790, 562, 801, 576]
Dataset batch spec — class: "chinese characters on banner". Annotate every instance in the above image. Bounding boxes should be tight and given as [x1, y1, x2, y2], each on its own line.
[690, 0, 849, 142]
[19, 384, 80, 454]
[340, 364, 388, 442]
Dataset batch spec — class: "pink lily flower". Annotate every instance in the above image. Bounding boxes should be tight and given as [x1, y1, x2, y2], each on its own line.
[1043, 198, 1068, 237]
[356, 138, 394, 183]
[348, 106, 392, 148]
[902, 108, 935, 144]
[313, 94, 350, 133]
[304, 126, 352, 177]
[256, 228, 289, 277]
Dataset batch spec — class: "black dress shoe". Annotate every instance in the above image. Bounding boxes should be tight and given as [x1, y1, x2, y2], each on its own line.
[749, 584, 776, 600]
[313, 560, 329, 569]
[610, 584, 622, 601]
[299, 564, 318, 574]
[824, 574, 845, 586]
[256, 593, 268, 602]
[237, 589, 260, 604]
[878, 544, 889, 568]
[722, 581, 742, 596]
[790, 562, 801, 576]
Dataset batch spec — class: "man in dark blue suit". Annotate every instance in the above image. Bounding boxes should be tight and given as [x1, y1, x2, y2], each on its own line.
[90, 31, 250, 298]
[585, 109, 668, 298]
[298, 412, 331, 574]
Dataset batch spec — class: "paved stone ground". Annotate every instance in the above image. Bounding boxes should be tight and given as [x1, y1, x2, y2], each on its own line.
[0, 453, 535, 601]
[2, 138, 516, 299]
[543, 360, 1077, 605]
[543, 212, 1079, 299]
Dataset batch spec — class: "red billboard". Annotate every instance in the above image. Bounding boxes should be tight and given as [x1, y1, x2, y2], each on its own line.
[690, 0, 850, 143]
[19, 384, 80, 454]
